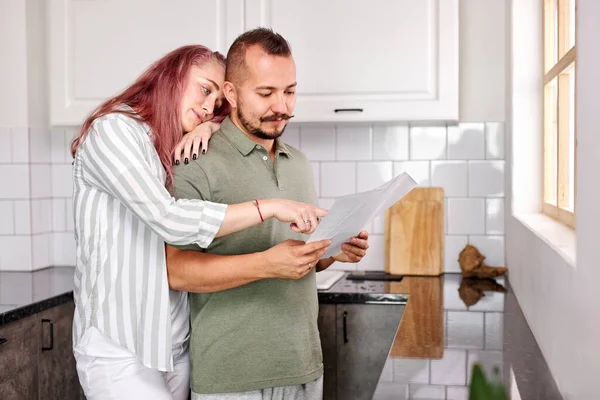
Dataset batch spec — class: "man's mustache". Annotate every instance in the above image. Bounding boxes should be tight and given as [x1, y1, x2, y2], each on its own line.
[260, 114, 294, 122]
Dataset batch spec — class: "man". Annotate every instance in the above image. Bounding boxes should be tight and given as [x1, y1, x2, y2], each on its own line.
[168, 28, 369, 399]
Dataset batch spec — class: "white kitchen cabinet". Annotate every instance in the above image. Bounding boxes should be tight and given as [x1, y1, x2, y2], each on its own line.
[48, 0, 245, 126]
[48, 0, 458, 125]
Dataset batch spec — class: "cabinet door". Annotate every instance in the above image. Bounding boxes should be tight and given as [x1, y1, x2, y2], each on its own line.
[336, 304, 405, 400]
[38, 302, 80, 400]
[317, 304, 337, 400]
[49, 0, 244, 126]
[0, 315, 39, 400]
[246, 0, 458, 122]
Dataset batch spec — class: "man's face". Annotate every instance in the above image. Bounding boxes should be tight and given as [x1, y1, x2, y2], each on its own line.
[234, 45, 297, 140]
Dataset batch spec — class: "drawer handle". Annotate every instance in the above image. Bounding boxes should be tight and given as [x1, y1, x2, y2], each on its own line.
[343, 311, 349, 344]
[0, 338, 6, 345]
[42, 319, 54, 351]
[334, 108, 363, 113]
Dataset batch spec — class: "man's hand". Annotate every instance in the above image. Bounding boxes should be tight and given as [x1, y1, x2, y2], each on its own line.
[316, 230, 369, 271]
[333, 230, 369, 263]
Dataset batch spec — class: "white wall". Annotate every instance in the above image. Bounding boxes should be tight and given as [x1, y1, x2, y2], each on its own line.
[0, 0, 28, 127]
[507, 0, 600, 398]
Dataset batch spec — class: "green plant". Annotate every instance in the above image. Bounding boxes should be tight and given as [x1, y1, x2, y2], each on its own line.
[469, 363, 509, 400]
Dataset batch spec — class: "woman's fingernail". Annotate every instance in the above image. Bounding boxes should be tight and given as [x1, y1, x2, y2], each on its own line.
[202, 149, 206, 154]
[184, 158, 189, 164]
[175, 160, 180, 165]
[193, 153, 197, 160]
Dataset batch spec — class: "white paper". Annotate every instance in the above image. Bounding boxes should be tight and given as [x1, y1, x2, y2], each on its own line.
[308, 172, 418, 258]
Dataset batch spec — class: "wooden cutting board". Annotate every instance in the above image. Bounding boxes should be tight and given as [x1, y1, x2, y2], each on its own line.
[384, 187, 444, 275]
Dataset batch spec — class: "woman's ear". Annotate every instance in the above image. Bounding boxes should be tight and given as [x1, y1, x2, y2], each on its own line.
[223, 81, 238, 109]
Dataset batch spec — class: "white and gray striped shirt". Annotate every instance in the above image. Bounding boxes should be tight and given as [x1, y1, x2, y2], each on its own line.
[72, 111, 227, 371]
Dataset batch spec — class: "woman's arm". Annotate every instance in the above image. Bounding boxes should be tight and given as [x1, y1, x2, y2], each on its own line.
[166, 239, 331, 293]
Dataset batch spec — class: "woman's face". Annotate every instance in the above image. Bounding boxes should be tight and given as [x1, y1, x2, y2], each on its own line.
[180, 60, 225, 133]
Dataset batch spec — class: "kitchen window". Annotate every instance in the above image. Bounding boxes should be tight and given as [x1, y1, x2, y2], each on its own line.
[543, 0, 576, 229]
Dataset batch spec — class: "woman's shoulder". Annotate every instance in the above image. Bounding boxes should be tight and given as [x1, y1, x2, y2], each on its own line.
[91, 108, 148, 136]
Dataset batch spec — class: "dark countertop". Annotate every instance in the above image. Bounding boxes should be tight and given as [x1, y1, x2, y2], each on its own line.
[0, 267, 75, 326]
[0, 267, 563, 400]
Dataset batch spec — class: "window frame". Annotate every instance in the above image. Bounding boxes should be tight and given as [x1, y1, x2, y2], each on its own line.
[542, 0, 577, 229]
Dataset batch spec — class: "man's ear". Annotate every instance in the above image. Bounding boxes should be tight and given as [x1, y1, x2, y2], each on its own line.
[223, 81, 238, 109]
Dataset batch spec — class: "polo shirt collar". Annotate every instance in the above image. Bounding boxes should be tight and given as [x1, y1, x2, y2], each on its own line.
[220, 117, 294, 158]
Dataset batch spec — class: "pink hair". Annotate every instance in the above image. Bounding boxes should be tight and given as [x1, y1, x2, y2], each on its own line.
[70, 45, 230, 187]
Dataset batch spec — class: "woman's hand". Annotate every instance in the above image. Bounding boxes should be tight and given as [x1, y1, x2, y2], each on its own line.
[259, 199, 328, 234]
[261, 239, 331, 280]
[173, 121, 221, 165]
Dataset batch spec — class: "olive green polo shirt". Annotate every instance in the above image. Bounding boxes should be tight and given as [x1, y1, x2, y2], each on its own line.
[171, 117, 322, 394]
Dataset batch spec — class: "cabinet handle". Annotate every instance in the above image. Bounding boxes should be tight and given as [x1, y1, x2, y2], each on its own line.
[0, 338, 6, 345]
[334, 108, 363, 113]
[343, 311, 349, 344]
[41, 319, 54, 351]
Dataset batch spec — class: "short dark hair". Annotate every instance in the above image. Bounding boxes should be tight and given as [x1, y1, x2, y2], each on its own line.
[225, 27, 292, 84]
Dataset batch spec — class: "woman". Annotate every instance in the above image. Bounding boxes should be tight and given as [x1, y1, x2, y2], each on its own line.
[70, 45, 330, 399]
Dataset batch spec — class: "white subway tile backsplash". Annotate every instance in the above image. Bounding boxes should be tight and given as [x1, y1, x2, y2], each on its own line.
[51, 165, 73, 197]
[485, 312, 504, 350]
[468, 235, 505, 267]
[486, 198, 505, 234]
[430, 349, 467, 385]
[300, 126, 336, 161]
[373, 383, 409, 400]
[30, 164, 51, 199]
[53, 232, 76, 266]
[410, 126, 446, 160]
[310, 162, 320, 197]
[409, 384, 445, 400]
[0, 128, 11, 163]
[0, 165, 30, 199]
[283, 124, 300, 149]
[447, 311, 484, 349]
[393, 358, 430, 384]
[14, 200, 31, 234]
[31, 199, 52, 234]
[393, 161, 430, 186]
[469, 161, 504, 197]
[336, 126, 372, 161]
[447, 386, 470, 400]
[52, 199, 66, 232]
[32, 233, 52, 270]
[445, 235, 468, 273]
[356, 235, 385, 271]
[373, 125, 409, 160]
[29, 128, 51, 163]
[10, 128, 29, 163]
[0, 236, 32, 271]
[431, 161, 468, 197]
[447, 198, 485, 235]
[357, 162, 393, 192]
[0, 201, 14, 234]
[486, 122, 505, 159]
[447, 123, 485, 160]
[321, 162, 355, 197]
[50, 127, 68, 163]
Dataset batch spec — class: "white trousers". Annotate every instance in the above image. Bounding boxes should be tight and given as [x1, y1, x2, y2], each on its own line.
[74, 328, 190, 400]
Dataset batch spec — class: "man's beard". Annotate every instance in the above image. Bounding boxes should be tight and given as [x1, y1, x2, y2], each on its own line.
[236, 105, 292, 140]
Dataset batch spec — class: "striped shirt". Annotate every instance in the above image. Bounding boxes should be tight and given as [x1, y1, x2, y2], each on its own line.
[71, 110, 227, 371]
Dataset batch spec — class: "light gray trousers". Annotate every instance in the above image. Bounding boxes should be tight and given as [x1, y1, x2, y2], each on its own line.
[191, 375, 323, 400]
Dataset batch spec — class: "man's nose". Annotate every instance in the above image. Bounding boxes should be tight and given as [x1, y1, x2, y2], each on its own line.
[271, 94, 287, 114]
